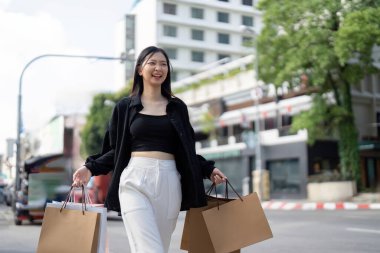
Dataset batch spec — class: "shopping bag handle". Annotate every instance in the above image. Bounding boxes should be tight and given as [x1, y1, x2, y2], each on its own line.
[207, 180, 243, 200]
[60, 185, 87, 215]
[206, 180, 243, 209]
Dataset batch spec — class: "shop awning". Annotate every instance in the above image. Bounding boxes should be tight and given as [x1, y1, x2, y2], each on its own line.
[219, 95, 312, 127]
[24, 154, 64, 173]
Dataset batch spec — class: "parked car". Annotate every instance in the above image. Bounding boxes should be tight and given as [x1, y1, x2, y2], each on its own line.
[4, 182, 15, 206]
[0, 185, 5, 204]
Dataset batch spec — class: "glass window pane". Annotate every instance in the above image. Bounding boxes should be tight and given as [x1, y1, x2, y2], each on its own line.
[264, 117, 276, 130]
[242, 36, 253, 46]
[191, 51, 204, 62]
[218, 33, 230, 44]
[242, 15, 254, 27]
[218, 54, 230, 61]
[191, 29, 204, 41]
[217, 12, 229, 23]
[268, 159, 301, 194]
[242, 0, 253, 6]
[163, 3, 177, 15]
[191, 7, 204, 19]
[163, 25, 177, 37]
[163, 47, 177, 59]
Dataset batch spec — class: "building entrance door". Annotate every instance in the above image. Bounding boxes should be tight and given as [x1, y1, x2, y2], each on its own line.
[365, 158, 380, 191]
[268, 158, 303, 199]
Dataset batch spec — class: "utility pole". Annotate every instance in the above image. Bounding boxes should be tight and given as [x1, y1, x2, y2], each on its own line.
[15, 53, 128, 194]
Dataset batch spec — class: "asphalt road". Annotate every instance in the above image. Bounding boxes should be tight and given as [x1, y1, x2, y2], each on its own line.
[0, 204, 379, 253]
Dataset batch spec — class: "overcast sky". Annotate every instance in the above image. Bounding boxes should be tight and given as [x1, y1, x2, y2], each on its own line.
[0, 0, 133, 154]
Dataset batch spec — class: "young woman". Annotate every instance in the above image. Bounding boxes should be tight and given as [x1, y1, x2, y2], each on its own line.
[72, 46, 227, 253]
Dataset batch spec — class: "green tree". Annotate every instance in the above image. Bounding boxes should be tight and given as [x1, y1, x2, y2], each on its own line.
[80, 82, 132, 157]
[257, 0, 380, 184]
[200, 111, 217, 140]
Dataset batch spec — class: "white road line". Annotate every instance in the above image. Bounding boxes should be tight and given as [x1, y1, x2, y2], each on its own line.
[346, 227, 380, 234]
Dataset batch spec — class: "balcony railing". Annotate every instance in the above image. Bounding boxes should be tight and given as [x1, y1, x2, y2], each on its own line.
[196, 126, 297, 149]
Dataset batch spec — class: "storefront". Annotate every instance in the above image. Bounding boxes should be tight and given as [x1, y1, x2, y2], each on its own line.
[359, 141, 380, 191]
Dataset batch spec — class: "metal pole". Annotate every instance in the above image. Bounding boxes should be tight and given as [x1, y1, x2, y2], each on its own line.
[253, 37, 264, 199]
[253, 36, 262, 174]
[15, 53, 127, 192]
[243, 26, 266, 199]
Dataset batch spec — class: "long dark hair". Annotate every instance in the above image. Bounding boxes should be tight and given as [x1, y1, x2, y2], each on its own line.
[131, 46, 174, 99]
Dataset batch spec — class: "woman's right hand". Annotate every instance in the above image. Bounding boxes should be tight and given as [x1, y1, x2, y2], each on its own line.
[72, 166, 92, 187]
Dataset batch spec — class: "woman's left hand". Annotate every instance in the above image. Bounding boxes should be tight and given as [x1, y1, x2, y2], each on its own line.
[210, 168, 227, 185]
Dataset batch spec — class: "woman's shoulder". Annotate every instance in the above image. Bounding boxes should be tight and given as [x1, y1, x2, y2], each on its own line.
[170, 96, 187, 108]
[115, 96, 133, 109]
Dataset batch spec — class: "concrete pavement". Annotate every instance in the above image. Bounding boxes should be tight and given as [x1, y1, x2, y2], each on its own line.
[1, 205, 380, 253]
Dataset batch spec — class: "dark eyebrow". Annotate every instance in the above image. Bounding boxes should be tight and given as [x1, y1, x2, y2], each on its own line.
[147, 60, 167, 64]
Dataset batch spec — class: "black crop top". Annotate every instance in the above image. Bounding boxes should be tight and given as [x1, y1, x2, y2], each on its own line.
[130, 113, 179, 154]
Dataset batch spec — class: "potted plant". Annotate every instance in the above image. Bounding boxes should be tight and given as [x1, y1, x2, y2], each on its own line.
[307, 170, 356, 202]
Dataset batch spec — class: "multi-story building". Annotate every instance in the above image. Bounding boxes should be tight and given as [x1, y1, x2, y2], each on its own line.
[117, 0, 262, 81]
[174, 55, 380, 199]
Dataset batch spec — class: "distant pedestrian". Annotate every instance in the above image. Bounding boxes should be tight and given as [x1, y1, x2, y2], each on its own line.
[73, 46, 227, 253]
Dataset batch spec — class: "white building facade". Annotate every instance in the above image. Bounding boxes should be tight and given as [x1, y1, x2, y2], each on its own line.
[174, 55, 380, 198]
[119, 0, 262, 81]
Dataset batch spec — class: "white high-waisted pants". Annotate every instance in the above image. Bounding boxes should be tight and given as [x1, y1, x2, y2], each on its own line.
[119, 157, 182, 253]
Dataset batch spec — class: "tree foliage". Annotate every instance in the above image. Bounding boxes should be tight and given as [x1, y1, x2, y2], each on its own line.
[200, 111, 217, 139]
[257, 0, 380, 183]
[80, 82, 131, 157]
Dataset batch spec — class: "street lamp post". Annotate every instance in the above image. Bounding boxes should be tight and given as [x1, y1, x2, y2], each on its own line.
[242, 26, 267, 200]
[15, 53, 127, 192]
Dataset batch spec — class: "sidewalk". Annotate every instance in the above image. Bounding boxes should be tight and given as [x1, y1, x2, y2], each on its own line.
[261, 193, 380, 211]
[0, 204, 13, 225]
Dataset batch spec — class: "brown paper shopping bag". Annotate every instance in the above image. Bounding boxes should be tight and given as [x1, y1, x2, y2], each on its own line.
[181, 185, 240, 253]
[48, 202, 108, 253]
[202, 181, 273, 253]
[36, 186, 100, 253]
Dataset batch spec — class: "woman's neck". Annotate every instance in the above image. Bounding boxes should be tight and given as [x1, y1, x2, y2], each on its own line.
[141, 86, 164, 102]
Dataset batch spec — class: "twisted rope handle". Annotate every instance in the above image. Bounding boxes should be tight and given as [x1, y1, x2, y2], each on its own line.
[205, 179, 243, 210]
[60, 185, 87, 215]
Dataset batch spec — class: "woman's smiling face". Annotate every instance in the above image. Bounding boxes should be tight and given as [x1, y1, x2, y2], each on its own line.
[139, 52, 168, 87]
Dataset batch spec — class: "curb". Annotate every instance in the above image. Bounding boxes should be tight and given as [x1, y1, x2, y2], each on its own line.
[261, 201, 380, 211]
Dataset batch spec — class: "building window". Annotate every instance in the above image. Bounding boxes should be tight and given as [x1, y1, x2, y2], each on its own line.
[242, 15, 254, 27]
[242, 0, 253, 6]
[218, 54, 230, 61]
[191, 7, 204, 19]
[217, 12, 229, 23]
[191, 51, 204, 62]
[282, 115, 292, 127]
[218, 33, 230, 44]
[191, 29, 204, 41]
[163, 47, 177, 59]
[163, 3, 177, 15]
[163, 25, 177, 37]
[264, 117, 276, 130]
[242, 36, 253, 46]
